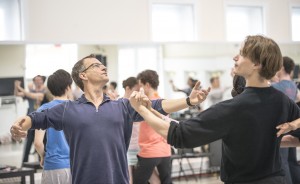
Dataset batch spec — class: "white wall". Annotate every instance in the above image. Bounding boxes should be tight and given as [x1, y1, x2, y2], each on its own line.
[23, 0, 300, 42]
[0, 45, 25, 77]
[25, 0, 150, 42]
[77, 45, 119, 81]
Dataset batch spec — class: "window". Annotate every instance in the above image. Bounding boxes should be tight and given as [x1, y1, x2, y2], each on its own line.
[151, 3, 196, 41]
[0, 0, 22, 41]
[118, 46, 165, 96]
[291, 7, 300, 41]
[226, 5, 264, 42]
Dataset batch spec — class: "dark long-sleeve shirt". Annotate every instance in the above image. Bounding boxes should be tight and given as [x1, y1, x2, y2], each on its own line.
[168, 87, 300, 183]
[29, 95, 166, 184]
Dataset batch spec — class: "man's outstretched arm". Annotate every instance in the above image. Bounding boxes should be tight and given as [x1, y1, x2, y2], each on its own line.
[162, 81, 209, 113]
[10, 116, 32, 141]
[130, 95, 170, 139]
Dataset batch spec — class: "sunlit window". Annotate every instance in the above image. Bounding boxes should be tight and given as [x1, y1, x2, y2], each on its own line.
[118, 46, 164, 96]
[151, 3, 196, 41]
[292, 7, 300, 41]
[0, 0, 22, 41]
[226, 5, 264, 42]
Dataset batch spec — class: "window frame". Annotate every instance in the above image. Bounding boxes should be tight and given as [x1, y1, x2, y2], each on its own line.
[224, 1, 267, 42]
[290, 4, 300, 42]
[149, 0, 198, 42]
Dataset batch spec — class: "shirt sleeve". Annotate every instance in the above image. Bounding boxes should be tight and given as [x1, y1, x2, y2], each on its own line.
[167, 103, 233, 148]
[121, 98, 167, 122]
[288, 100, 300, 138]
[28, 102, 67, 131]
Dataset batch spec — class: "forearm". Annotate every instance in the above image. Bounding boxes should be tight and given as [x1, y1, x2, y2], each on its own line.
[161, 98, 188, 113]
[24, 91, 44, 101]
[290, 118, 300, 130]
[281, 135, 300, 147]
[138, 106, 170, 139]
[34, 130, 45, 158]
[18, 116, 33, 131]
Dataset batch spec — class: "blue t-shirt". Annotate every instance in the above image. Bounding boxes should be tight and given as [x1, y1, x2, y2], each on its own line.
[37, 100, 70, 170]
[272, 80, 298, 101]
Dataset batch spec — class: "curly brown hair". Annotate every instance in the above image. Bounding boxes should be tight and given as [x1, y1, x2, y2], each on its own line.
[137, 70, 159, 90]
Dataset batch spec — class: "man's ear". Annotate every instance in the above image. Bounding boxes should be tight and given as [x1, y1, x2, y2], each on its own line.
[253, 63, 261, 70]
[145, 82, 151, 89]
[79, 73, 87, 80]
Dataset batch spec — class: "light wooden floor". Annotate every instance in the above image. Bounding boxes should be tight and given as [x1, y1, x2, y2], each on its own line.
[0, 142, 223, 184]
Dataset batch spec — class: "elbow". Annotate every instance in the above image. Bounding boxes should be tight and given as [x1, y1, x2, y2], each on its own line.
[34, 141, 43, 149]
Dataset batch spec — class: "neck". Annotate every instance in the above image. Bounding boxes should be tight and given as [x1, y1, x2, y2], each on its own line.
[246, 74, 270, 87]
[147, 88, 157, 98]
[84, 84, 104, 105]
[123, 91, 130, 99]
[53, 94, 69, 101]
[279, 74, 292, 81]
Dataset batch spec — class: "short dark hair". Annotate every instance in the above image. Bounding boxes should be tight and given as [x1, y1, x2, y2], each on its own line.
[71, 54, 96, 91]
[122, 77, 138, 89]
[33, 75, 46, 83]
[188, 77, 197, 87]
[210, 77, 219, 84]
[282, 56, 295, 74]
[137, 70, 159, 90]
[47, 69, 73, 97]
[231, 75, 246, 97]
[110, 81, 117, 89]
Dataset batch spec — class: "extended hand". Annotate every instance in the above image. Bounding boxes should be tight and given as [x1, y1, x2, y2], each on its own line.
[129, 89, 151, 111]
[276, 122, 297, 137]
[10, 119, 27, 141]
[189, 81, 211, 105]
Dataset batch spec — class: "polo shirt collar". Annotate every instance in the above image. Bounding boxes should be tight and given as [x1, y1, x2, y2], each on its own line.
[78, 94, 111, 104]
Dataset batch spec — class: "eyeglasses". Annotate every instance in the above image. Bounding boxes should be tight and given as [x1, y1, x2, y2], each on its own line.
[81, 63, 103, 73]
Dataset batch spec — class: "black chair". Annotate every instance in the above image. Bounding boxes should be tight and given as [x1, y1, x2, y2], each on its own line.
[171, 148, 212, 181]
[22, 162, 42, 173]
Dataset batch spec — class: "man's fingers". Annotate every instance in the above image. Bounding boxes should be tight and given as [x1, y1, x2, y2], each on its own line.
[193, 81, 201, 90]
[277, 129, 286, 137]
[140, 88, 145, 95]
[18, 119, 26, 126]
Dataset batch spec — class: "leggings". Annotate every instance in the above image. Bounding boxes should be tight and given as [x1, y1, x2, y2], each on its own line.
[133, 155, 172, 184]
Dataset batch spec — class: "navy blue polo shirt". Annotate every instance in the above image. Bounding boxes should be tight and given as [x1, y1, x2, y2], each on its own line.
[29, 95, 166, 184]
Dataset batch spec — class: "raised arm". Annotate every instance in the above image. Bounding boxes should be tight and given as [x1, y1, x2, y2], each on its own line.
[162, 81, 210, 113]
[16, 85, 44, 101]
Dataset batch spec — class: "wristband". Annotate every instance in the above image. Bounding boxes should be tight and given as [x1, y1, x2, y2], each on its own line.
[186, 97, 193, 107]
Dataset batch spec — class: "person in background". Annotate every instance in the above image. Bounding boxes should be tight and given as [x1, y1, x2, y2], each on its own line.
[10, 54, 209, 184]
[134, 70, 172, 184]
[205, 76, 225, 108]
[73, 86, 83, 100]
[14, 75, 47, 165]
[169, 77, 197, 96]
[128, 35, 300, 184]
[122, 77, 140, 184]
[109, 81, 119, 98]
[272, 56, 300, 184]
[34, 69, 73, 184]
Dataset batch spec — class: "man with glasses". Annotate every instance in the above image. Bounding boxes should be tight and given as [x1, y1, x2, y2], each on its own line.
[10, 54, 209, 184]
